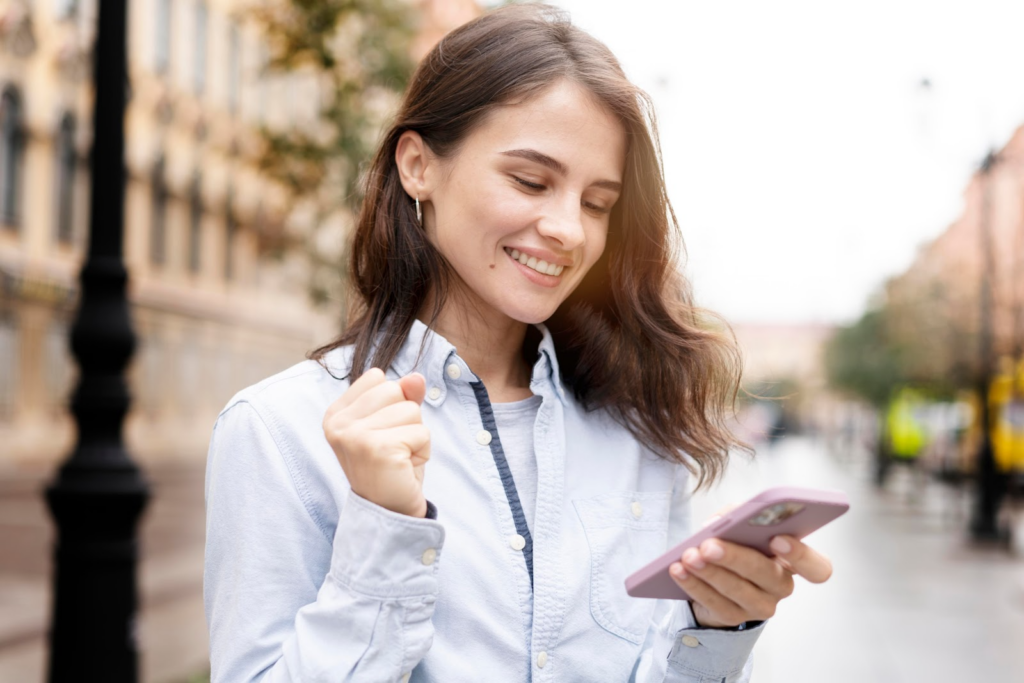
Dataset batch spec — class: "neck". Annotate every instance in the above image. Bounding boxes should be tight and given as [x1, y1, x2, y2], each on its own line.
[418, 292, 535, 401]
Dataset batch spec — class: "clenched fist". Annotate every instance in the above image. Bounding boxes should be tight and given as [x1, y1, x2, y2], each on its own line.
[322, 368, 432, 518]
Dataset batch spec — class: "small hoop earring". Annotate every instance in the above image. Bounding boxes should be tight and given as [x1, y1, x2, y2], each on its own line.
[415, 196, 422, 225]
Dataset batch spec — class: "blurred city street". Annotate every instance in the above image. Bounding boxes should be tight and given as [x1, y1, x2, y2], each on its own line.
[691, 435, 1024, 683]
[0, 464, 208, 683]
[2, 434, 1024, 682]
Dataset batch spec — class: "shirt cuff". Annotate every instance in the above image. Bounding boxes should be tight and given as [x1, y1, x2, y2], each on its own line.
[666, 601, 766, 678]
[328, 491, 445, 599]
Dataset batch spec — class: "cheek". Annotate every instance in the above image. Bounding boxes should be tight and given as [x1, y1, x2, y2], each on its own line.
[583, 225, 609, 271]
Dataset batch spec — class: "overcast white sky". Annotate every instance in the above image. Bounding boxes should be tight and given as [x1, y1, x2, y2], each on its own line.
[543, 0, 1024, 325]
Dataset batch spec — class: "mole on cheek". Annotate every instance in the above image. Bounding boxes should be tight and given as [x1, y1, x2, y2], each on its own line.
[490, 263, 495, 269]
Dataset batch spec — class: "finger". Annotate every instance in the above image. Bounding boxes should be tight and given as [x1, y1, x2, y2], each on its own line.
[770, 535, 833, 584]
[682, 548, 780, 621]
[326, 367, 387, 418]
[668, 562, 747, 627]
[398, 372, 426, 405]
[699, 539, 794, 599]
[340, 380, 408, 421]
[390, 424, 431, 465]
[361, 400, 423, 430]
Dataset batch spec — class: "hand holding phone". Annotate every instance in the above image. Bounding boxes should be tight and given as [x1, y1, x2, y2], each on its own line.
[625, 486, 849, 601]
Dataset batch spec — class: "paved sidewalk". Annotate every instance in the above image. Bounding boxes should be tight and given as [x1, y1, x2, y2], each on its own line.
[690, 436, 1024, 683]
[0, 464, 209, 683]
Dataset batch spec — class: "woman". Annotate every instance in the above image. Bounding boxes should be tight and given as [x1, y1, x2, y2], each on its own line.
[204, 5, 834, 682]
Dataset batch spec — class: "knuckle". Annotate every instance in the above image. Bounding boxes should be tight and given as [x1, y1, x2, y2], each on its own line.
[404, 400, 423, 422]
[387, 382, 405, 402]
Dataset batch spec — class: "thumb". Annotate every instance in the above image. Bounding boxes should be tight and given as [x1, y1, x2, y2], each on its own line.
[398, 372, 427, 405]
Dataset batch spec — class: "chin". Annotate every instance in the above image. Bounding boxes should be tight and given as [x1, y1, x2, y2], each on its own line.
[501, 302, 560, 326]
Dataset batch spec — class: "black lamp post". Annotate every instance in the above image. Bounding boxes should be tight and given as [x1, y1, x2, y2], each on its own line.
[969, 150, 1007, 543]
[44, 0, 150, 680]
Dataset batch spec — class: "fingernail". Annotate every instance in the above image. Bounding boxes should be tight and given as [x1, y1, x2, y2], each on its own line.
[702, 541, 724, 561]
[770, 537, 792, 555]
[671, 562, 688, 580]
[683, 549, 705, 569]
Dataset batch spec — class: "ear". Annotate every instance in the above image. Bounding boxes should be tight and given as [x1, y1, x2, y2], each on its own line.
[395, 130, 439, 201]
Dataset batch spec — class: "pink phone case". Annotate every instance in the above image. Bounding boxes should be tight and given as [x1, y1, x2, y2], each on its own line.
[624, 486, 849, 600]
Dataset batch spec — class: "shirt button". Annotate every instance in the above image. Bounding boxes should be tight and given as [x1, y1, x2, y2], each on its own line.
[428, 386, 441, 401]
[509, 534, 526, 550]
[476, 429, 492, 446]
[536, 651, 548, 668]
[446, 363, 461, 380]
[631, 501, 643, 519]
[681, 635, 700, 648]
[421, 548, 437, 566]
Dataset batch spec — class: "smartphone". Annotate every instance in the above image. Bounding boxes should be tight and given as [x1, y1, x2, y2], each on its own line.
[624, 486, 850, 600]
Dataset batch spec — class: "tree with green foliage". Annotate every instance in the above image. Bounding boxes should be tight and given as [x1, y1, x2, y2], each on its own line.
[824, 306, 908, 408]
[248, 0, 418, 308]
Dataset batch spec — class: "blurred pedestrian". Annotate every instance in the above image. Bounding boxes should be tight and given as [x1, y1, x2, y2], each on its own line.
[203, 5, 835, 681]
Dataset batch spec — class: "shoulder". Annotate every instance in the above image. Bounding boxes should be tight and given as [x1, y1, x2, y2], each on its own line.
[211, 345, 356, 476]
[208, 346, 357, 537]
[219, 346, 354, 423]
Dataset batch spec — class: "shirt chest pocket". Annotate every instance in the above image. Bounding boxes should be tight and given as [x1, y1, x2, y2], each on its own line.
[573, 490, 672, 644]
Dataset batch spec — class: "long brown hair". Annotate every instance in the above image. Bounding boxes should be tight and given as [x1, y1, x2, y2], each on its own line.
[312, 4, 746, 489]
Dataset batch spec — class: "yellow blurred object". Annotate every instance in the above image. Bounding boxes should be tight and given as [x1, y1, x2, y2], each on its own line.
[989, 358, 1024, 472]
[887, 387, 928, 459]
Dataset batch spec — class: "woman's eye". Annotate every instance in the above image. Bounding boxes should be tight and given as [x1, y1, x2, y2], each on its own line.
[583, 202, 610, 215]
[512, 176, 545, 191]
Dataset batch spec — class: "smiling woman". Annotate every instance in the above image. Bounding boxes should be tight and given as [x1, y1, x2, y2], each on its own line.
[203, 4, 835, 683]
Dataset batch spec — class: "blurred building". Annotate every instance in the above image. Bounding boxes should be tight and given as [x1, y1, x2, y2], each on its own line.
[887, 123, 1024, 373]
[731, 322, 841, 438]
[0, 0, 481, 473]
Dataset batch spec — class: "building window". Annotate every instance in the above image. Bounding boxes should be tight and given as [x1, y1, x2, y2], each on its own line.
[224, 186, 236, 281]
[257, 41, 268, 123]
[228, 21, 240, 114]
[194, 1, 207, 95]
[188, 173, 202, 273]
[155, 0, 172, 75]
[150, 156, 168, 265]
[0, 314, 18, 421]
[45, 319, 74, 415]
[0, 88, 25, 229]
[54, 0, 78, 20]
[54, 114, 76, 245]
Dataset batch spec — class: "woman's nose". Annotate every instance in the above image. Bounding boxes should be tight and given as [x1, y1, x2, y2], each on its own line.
[537, 198, 586, 249]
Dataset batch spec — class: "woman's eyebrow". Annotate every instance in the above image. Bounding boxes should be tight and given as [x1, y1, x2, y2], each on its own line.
[499, 148, 622, 192]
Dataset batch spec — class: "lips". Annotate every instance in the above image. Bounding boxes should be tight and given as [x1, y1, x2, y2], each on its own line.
[503, 247, 565, 277]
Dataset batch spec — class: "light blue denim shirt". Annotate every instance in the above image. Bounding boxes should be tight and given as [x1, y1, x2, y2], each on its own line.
[204, 319, 764, 682]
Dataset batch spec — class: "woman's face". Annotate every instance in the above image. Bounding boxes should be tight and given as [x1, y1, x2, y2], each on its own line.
[421, 79, 628, 326]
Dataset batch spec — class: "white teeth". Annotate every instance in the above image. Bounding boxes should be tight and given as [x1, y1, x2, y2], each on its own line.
[506, 247, 565, 277]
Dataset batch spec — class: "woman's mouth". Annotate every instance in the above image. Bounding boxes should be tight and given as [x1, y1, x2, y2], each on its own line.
[503, 247, 565, 277]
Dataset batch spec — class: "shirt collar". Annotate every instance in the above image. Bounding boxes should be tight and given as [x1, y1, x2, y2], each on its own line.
[389, 318, 568, 406]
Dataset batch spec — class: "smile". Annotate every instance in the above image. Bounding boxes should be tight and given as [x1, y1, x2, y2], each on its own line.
[503, 247, 565, 277]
